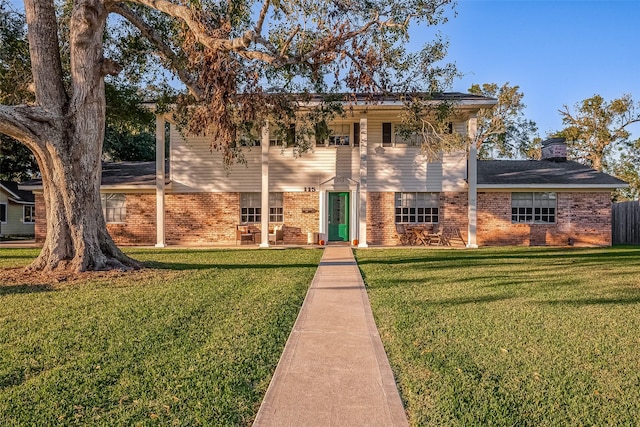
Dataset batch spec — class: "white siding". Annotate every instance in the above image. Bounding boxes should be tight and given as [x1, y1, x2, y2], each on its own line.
[170, 125, 362, 192]
[0, 190, 34, 236]
[169, 114, 467, 193]
[269, 148, 337, 191]
[365, 114, 468, 192]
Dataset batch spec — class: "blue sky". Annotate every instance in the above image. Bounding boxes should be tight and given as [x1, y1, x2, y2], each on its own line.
[428, 0, 640, 139]
[7, 0, 639, 139]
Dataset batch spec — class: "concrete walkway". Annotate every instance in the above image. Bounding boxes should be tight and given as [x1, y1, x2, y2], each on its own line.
[253, 246, 409, 426]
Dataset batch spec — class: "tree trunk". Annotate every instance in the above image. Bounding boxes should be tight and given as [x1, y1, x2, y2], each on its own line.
[18, 0, 140, 273]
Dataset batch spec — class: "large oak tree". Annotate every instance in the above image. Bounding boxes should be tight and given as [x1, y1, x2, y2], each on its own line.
[0, 0, 457, 272]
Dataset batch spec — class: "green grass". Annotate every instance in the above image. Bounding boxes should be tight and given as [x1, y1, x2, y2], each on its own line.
[0, 248, 322, 426]
[355, 246, 640, 426]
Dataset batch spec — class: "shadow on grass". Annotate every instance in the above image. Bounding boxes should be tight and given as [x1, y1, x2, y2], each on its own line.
[356, 247, 640, 269]
[0, 284, 54, 296]
[541, 294, 640, 306]
[143, 260, 319, 271]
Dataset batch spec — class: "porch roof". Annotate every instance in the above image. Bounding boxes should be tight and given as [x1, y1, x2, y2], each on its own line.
[477, 160, 628, 189]
[0, 181, 35, 203]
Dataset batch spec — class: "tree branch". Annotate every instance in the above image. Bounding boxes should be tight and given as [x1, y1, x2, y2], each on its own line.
[109, 3, 204, 100]
[122, 0, 256, 50]
[0, 104, 52, 146]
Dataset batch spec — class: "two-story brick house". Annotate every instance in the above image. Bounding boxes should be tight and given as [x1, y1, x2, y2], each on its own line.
[23, 94, 627, 247]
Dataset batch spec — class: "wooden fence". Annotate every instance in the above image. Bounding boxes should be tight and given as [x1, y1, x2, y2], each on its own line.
[612, 201, 640, 245]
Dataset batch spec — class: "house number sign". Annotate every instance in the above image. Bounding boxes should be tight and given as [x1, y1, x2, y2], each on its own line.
[304, 187, 317, 192]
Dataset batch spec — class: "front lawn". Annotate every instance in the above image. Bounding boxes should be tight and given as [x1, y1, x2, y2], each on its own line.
[0, 248, 322, 426]
[355, 246, 640, 426]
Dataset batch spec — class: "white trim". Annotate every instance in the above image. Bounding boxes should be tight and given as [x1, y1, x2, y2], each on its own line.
[358, 115, 368, 247]
[7, 198, 34, 205]
[467, 115, 478, 248]
[260, 123, 270, 248]
[478, 184, 628, 190]
[0, 202, 7, 224]
[155, 114, 166, 248]
[0, 183, 21, 200]
[22, 205, 35, 224]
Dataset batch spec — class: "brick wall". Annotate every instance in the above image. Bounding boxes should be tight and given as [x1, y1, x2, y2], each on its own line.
[34, 193, 45, 243]
[165, 193, 238, 244]
[107, 194, 156, 245]
[35, 193, 157, 245]
[164, 191, 319, 245]
[366, 191, 469, 246]
[477, 191, 612, 246]
[282, 192, 320, 244]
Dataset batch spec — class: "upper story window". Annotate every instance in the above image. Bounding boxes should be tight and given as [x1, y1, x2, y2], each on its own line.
[23, 205, 35, 224]
[395, 192, 439, 224]
[270, 125, 296, 147]
[511, 192, 556, 224]
[328, 124, 350, 146]
[383, 122, 455, 147]
[394, 129, 421, 146]
[101, 193, 126, 223]
[382, 123, 392, 147]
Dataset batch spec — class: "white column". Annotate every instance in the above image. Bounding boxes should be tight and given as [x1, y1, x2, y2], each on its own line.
[319, 190, 327, 243]
[467, 114, 478, 248]
[155, 114, 166, 248]
[358, 115, 368, 247]
[350, 188, 358, 245]
[260, 123, 270, 247]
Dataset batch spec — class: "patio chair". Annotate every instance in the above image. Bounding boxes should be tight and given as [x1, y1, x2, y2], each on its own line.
[443, 227, 465, 246]
[236, 225, 254, 245]
[395, 224, 411, 245]
[269, 225, 284, 245]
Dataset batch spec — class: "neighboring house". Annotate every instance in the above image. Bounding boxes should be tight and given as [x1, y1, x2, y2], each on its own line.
[0, 181, 35, 237]
[21, 95, 628, 247]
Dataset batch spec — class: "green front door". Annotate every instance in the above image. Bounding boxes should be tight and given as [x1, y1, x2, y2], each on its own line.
[328, 192, 349, 242]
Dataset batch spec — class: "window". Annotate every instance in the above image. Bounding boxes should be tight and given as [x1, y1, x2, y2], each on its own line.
[353, 122, 360, 147]
[270, 125, 295, 147]
[0, 203, 6, 223]
[241, 192, 284, 223]
[269, 192, 283, 222]
[511, 192, 556, 224]
[101, 193, 126, 223]
[329, 124, 350, 146]
[382, 123, 392, 147]
[395, 192, 439, 224]
[23, 205, 35, 223]
[241, 192, 261, 223]
[394, 129, 421, 146]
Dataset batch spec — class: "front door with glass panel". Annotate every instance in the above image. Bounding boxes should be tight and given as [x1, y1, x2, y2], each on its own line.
[328, 192, 349, 241]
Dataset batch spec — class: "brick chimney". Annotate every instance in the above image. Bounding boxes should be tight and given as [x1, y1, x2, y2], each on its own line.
[541, 137, 567, 162]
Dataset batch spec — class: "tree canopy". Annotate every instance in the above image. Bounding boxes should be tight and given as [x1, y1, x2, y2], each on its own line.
[468, 82, 539, 160]
[0, 0, 459, 272]
[558, 94, 640, 172]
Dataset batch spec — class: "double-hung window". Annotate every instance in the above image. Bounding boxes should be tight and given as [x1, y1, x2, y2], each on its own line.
[240, 193, 262, 223]
[241, 192, 284, 223]
[511, 192, 556, 224]
[0, 203, 6, 223]
[23, 205, 35, 223]
[269, 192, 284, 222]
[329, 124, 350, 146]
[101, 193, 126, 223]
[395, 192, 439, 224]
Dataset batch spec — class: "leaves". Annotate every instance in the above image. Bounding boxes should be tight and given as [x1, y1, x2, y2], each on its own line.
[557, 94, 640, 172]
[468, 82, 539, 160]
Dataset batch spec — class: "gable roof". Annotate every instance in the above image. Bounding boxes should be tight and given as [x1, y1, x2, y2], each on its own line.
[477, 160, 628, 189]
[20, 161, 167, 191]
[0, 181, 35, 204]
